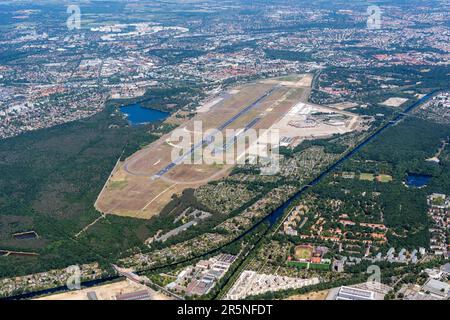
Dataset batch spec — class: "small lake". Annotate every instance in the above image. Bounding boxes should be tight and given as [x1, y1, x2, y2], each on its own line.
[405, 173, 432, 188]
[119, 103, 169, 126]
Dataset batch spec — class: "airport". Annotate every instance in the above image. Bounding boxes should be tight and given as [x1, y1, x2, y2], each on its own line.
[95, 74, 364, 218]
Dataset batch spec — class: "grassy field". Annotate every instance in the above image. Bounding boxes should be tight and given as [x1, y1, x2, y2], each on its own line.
[287, 261, 330, 271]
[276, 74, 304, 82]
[287, 261, 309, 269]
[108, 180, 128, 190]
[359, 173, 375, 181]
[309, 262, 331, 271]
[377, 174, 393, 183]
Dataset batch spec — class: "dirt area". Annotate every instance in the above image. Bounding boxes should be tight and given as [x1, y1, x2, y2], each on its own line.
[327, 101, 359, 110]
[261, 73, 313, 88]
[380, 97, 408, 107]
[294, 245, 313, 260]
[35, 279, 172, 300]
[164, 110, 194, 125]
[196, 97, 225, 113]
[284, 290, 329, 300]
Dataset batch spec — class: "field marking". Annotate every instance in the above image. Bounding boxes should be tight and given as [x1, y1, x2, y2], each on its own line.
[165, 140, 183, 149]
[140, 183, 178, 212]
[182, 127, 203, 134]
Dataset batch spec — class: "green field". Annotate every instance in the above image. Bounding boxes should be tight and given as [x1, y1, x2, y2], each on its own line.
[108, 180, 128, 190]
[287, 261, 331, 271]
[277, 74, 303, 82]
[287, 261, 309, 269]
[377, 174, 393, 183]
[359, 173, 375, 181]
[309, 262, 331, 271]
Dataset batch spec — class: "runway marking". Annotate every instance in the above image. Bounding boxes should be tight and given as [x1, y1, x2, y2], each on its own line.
[165, 140, 183, 149]
[140, 183, 177, 212]
[348, 116, 359, 130]
[182, 127, 206, 134]
[153, 159, 161, 165]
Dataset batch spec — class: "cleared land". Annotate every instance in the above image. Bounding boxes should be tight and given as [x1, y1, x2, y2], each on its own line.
[284, 290, 329, 300]
[35, 279, 172, 300]
[380, 97, 408, 107]
[96, 74, 363, 218]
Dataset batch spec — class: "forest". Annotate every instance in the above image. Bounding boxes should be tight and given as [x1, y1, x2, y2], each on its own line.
[0, 101, 173, 278]
[305, 116, 450, 249]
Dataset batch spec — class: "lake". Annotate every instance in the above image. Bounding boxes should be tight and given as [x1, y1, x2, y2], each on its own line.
[405, 173, 432, 188]
[119, 103, 169, 126]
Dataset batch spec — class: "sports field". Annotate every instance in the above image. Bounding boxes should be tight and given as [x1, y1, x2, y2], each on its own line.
[287, 261, 330, 271]
[294, 245, 314, 260]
